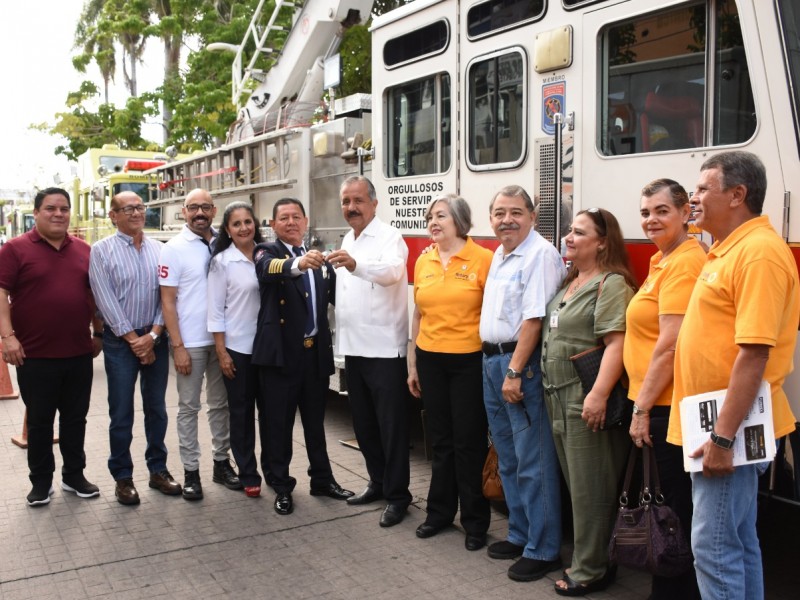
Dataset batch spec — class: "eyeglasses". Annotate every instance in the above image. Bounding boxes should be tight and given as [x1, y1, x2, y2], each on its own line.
[490, 399, 532, 437]
[185, 203, 214, 213]
[115, 205, 147, 215]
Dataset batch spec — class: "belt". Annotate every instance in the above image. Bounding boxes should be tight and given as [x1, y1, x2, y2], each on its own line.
[481, 340, 518, 356]
[303, 336, 316, 349]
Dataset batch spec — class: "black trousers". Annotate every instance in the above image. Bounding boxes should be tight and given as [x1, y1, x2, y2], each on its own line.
[345, 355, 411, 507]
[416, 348, 490, 535]
[649, 406, 701, 600]
[258, 346, 333, 494]
[16, 355, 93, 485]
[222, 349, 268, 488]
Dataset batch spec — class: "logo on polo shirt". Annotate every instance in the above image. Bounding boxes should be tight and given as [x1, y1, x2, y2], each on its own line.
[698, 270, 718, 284]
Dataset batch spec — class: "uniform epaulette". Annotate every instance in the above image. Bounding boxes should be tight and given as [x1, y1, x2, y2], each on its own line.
[268, 258, 288, 274]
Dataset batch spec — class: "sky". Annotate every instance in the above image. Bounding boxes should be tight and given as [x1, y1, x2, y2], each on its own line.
[0, 2, 165, 194]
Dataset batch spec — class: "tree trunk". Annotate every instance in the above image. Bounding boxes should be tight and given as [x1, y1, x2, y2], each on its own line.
[162, 34, 181, 144]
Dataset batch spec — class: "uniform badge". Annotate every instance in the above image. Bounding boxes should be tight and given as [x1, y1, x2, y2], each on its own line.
[254, 249, 266, 262]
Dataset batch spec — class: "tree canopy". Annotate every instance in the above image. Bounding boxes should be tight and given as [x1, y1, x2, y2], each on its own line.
[37, 0, 413, 160]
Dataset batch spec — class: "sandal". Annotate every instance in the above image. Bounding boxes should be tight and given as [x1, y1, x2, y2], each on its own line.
[554, 566, 616, 597]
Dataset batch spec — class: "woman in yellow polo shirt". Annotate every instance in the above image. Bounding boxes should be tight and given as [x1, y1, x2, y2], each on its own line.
[623, 179, 705, 600]
[407, 193, 494, 552]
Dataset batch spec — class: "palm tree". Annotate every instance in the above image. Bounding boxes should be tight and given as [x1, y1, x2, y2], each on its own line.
[74, 0, 116, 103]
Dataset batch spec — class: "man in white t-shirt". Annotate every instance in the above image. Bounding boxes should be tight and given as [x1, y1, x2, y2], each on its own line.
[159, 189, 241, 500]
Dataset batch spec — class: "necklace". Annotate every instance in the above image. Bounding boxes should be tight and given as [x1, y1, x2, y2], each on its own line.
[570, 274, 593, 293]
[566, 270, 600, 297]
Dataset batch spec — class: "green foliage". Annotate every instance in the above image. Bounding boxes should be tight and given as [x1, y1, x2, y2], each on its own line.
[47, 0, 405, 157]
[339, 25, 371, 96]
[31, 81, 159, 162]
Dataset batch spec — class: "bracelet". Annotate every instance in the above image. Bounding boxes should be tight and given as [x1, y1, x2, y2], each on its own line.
[92, 332, 103, 338]
[0, 331, 15, 339]
[171, 342, 184, 349]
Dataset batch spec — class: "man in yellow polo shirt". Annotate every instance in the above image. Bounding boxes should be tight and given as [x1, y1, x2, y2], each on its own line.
[667, 151, 799, 600]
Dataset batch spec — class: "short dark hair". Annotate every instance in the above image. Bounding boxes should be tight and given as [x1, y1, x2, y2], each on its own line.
[489, 185, 535, 212]
[700, 151, 767, 215]
[34, 187, 71, 210]
[341, 176, 377, 201]
[272, 197, 305, 219]
[641, 178, 690, 231]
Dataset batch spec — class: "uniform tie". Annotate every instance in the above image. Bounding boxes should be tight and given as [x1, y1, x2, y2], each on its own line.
[293, 246, 315, 336]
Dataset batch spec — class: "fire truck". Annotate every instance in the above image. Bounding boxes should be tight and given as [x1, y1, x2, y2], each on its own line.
[147, 0, 800, 506]
[72, 145, 180, 243]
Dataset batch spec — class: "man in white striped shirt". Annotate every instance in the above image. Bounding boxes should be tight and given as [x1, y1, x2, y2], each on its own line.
[89, 191, 182, 505]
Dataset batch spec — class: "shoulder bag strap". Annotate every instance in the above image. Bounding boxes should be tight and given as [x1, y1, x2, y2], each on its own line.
[619, 445, 639, 508]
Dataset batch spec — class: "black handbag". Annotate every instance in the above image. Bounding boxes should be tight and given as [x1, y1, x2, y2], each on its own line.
[568, 274, 632, 430]
[570, 344, 632, 429]
[608, 445, 693, 577]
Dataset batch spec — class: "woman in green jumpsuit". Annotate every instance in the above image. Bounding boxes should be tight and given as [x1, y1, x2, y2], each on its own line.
[541, 208, 637, 596]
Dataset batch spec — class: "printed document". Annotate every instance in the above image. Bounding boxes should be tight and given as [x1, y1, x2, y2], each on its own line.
[679, 381, 775, 472]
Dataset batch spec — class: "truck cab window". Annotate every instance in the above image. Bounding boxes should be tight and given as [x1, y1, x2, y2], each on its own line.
[386, 74, 451, 177]
[600, 0, 755, 156]
[467, 49, 526, 169]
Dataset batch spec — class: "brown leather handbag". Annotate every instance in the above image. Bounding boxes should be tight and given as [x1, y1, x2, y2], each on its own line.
[482, 441, 504, 501]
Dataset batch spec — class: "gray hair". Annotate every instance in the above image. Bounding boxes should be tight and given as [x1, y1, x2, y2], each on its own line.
[341, 175, 377, 201]
[425, 194, 473, 239]
[700, 151, 767, 215]
[489, 185, 535, 212]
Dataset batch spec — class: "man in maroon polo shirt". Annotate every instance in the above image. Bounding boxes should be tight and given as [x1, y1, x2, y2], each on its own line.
[0, 187, 104, 507]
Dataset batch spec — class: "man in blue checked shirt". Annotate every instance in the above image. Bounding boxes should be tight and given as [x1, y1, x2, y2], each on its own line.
[89, 191, 183, 505]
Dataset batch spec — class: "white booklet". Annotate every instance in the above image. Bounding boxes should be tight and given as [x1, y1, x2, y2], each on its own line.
[679, 380, 775, 472]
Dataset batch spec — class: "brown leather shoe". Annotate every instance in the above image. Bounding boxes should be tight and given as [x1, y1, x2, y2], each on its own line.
[148, 470, 182, 496]
[115, 478, 140, 505]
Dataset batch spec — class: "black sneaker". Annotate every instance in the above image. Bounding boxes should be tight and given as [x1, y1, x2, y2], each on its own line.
[487, 540, 525, 560]
[61, 474, 100, 498]
[213, 459, 243, 490]
[183, 469, 203, 501]
[27, 482, 54, 507]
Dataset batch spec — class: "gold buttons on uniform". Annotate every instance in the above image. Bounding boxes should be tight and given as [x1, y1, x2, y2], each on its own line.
[280, 319, 285, 324]
[280, 299, 285, 305]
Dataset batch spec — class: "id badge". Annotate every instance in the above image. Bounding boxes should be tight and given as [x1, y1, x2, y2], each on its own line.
[550, 310, 559, 328]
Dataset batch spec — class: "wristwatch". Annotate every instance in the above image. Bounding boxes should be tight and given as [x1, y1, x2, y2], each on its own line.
[505, 367, 521, 379]
[632, 404, 649, 416]
[149, 331, 161, 346]
[710, 430, 735, 450]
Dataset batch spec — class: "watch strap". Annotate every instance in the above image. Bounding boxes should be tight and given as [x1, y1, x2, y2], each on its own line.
[710, 430, 735, 450]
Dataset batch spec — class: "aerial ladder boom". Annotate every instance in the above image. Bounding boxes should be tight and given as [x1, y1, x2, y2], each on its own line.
[228, 0, 373, 140]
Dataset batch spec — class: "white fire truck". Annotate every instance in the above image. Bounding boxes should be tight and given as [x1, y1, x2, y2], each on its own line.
[147, 0, 800, 505]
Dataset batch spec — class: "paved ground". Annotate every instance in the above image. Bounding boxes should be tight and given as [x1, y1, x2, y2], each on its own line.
[0, 357, 695, 599]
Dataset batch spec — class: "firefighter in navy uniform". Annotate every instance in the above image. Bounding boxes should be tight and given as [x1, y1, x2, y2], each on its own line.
[252, 197, 353, 516]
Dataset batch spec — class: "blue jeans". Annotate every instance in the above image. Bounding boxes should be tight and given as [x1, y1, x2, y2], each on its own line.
[483, 348, 561, 560]
[691, 465, 763, 600]
[103, 329, 170, 480]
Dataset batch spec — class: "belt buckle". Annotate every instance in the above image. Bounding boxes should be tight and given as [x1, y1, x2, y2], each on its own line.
[303, 337, 314, 349]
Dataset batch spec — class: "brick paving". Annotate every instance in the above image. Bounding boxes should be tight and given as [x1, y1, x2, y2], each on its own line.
[0, 357, 652, 599]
